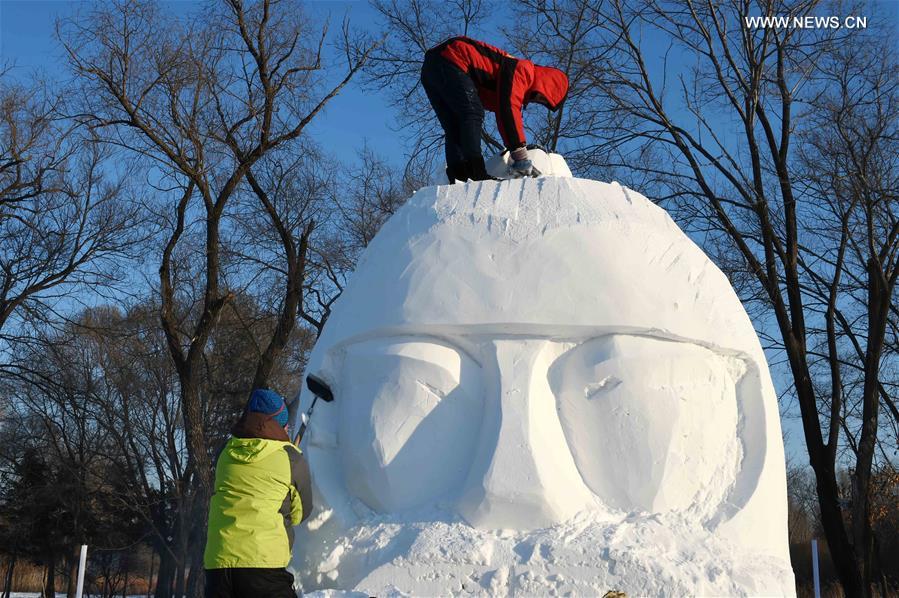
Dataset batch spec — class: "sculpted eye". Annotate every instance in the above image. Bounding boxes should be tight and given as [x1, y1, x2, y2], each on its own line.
[549, 334, 741, 516]
[336, 337, 482, 513]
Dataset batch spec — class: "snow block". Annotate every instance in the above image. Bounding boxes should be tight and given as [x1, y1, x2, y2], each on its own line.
[485, 147, 573, 179]
[431, 148, 572, 184]
[290, 155, 795, 596]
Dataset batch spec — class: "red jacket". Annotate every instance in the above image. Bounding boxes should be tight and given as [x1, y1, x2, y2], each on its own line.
[433, 37, 569, 150]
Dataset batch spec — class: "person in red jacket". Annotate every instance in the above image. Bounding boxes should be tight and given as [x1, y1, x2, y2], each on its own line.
[421, 37, 569, 183]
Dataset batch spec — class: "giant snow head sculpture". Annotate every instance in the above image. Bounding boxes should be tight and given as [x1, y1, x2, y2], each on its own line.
[291, 154, 794, 596]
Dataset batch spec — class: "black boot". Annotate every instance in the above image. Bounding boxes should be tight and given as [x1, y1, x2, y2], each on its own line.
[465, 155, 500, 181]
[446, 161, 470, 184]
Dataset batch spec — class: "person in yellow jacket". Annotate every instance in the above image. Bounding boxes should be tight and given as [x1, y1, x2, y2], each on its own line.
[204, 388, 313, 598]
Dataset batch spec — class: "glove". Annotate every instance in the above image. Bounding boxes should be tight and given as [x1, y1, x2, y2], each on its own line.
[510, 158, 541, 178]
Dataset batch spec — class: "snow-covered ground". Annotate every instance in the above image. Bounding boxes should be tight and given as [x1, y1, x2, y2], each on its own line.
[288, 153, 795, 596]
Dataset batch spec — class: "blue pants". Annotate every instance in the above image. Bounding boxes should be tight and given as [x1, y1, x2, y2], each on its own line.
[420, 51, 485, 171]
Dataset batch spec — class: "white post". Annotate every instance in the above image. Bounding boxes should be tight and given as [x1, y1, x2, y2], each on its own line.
[75, 544, 88, 598]
[811, 539, 821, 598]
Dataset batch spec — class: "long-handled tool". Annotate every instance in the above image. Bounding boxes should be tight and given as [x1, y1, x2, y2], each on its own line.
[293, 374, 334, 445]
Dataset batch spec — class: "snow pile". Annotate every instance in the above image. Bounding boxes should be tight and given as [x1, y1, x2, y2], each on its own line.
[290, 152, 794, 596]
[295, 509, 794, 596]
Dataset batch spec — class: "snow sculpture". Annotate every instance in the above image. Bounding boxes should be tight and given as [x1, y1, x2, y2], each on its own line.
[291, 150, 795, 596]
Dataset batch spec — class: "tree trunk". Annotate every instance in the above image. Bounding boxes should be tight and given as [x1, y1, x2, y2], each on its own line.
[178, 381, 213, 598]
[185, 508, 206, 598]
[66, 546, 79, 598]
[153, 549, 175, 598]
[178, 379, 213, 517]
[848, 257, 889, 597]
[2, 554, 16, 598]
[174, 558, 186, 598]
[173, 514, 188, 598]
[810, 452, 864, 596]
[123, 556, 130, 598]
[780, 317, 864, 597]
[43, 555, 56, 598]
[791, 348, 865, 596]
[185, 550, 204, 598]
[147, 549, 154, 598]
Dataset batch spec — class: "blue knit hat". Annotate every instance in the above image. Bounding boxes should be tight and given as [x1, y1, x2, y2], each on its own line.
[247, 388, 289, 427]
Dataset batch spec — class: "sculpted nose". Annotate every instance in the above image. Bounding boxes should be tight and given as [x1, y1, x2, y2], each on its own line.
[456, 339, 594, 529]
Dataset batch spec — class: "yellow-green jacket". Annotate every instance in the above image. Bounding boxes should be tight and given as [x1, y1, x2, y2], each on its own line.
[204, 412, 313, 569]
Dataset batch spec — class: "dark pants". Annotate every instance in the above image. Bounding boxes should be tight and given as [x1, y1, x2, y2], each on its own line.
[420, 50, 486, 176]
[205, 568, 296, 598]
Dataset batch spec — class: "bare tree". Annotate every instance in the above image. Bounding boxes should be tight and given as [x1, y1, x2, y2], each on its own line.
[795, 27, 899, 594]
[81, 297, 306, 598]
[292, 145, 431, 337]
[368, 0, 616, 176]
[0, 78, 139, 594]
[0, 293, 307, 598]
[584, 0, 896, 593]
[60, 2, 375, 594]
[337, 146, 428, 258]
[80, 303, 192, 598]
[230, 147, 326, 387]
[500, 0, 614, 175]
[4, 312, 147, 598]
[366, 0, 496, 170]
[0, 75, 137, 358]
